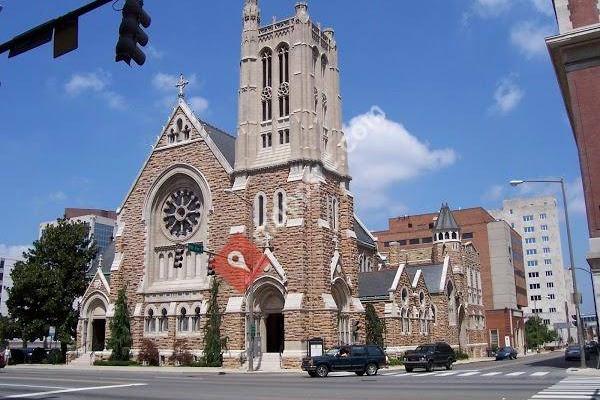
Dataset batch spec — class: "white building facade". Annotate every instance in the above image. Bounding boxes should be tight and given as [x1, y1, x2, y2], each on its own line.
[492, 196, 576, 343]
[0, 257, 19, 316]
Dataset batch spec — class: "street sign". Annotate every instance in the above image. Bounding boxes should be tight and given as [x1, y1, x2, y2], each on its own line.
[49, 326, 56, 338]
[188, 242, 204, 254]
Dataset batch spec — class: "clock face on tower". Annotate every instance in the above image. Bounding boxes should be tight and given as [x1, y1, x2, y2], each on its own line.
[162, 188, 203, 240]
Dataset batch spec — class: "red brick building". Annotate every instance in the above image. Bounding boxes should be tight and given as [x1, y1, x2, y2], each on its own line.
[374, 206, 528, 352]
[547, 0, 600, 325]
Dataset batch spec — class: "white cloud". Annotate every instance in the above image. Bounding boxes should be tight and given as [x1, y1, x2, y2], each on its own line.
[147, 45, 165, 60]
[345, 107, 457, 211]
[189, 96, 209, 114]
[48, 191, 67, 202]
[510, 21, 554, 58]
[64, 70, 126, 110]
[0, 244, 29, 261]
[152, 73, 198, 92]
[474, 0, 512, 16]
[491, 75, 524, 114]
[530, 0, 555, 16]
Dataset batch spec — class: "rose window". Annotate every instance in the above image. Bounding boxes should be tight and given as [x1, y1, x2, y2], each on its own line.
[261, 86, 273, 101]
[163, 189, 202, 238]
[278, 82, 290, 97]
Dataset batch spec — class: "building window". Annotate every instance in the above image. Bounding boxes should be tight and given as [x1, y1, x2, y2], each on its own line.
[524, 226, 535, 233]
[409, 238, 420, 245]
[545, 270, 553, 276]
[549, 307, 557, 313]
[523, 215, 534, 222]
[527, 260, 538, 267]
[278, 129, 290, 145]
[543, 319, 551, 325]
[159, 308, 169, 332]
[528, 272, 539, 278]
[178, 307, 189, 332]
[463, 232, 474, 239]
[542, 236, 549, 242]
[273, 190, 287, 226]
[525, 238, 536, 244]
[532, 308, 542, 314]
[192, 306, 201, 332]
[255, 193, 267, 227]
[422, 237, 433, 244]
[145, 309, 156, 333]
[261, 132, 272, 149]
[547, 282, 554, 288]
[530, 283, 541, 289]
[277, 44, 290, 118]
[327, 196, 339, 231]
[544, 259, 552, 265]
[540, 213, 547, 219]
[490, 329, 499, 347]
[531, 295, 542, 301]
[261, 48, 273, 121]
[398, 240, 407, 245]
[526, 249, 537, 255]
[543, 247, 551, 254]
[548, 293, 556, 299]
[541, 224, 548, 231]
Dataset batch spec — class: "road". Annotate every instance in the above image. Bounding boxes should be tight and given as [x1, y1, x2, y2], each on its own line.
[0, 352, 598, 400]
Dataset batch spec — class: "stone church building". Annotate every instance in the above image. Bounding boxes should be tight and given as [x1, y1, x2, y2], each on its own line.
[76, 1, 487, 369]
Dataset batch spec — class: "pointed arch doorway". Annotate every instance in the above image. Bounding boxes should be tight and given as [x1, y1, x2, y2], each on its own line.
[250, 279, 286, 355]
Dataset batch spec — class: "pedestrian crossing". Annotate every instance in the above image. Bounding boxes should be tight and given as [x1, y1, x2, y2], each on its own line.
[529, 377, 600, 400]
[381, 369, 551, 379]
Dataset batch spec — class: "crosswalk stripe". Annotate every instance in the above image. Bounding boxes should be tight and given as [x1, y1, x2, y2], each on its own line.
[457, 371, 480, 376]
[530, 372, 550, 377]
[434, 371, 457, 376]
[413, 372, 436, 377]
[532, 396, 599, 399]
[506, 371, 526, 376]
[481, 372, 502, 376]
[529, 376, 600, 400]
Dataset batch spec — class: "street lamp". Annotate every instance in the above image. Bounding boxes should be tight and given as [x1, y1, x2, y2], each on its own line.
[510, 177, 587, 368]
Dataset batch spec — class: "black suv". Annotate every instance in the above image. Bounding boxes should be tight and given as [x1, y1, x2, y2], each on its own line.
[302, 345, 387, 377]
[404, 342, 456, 372]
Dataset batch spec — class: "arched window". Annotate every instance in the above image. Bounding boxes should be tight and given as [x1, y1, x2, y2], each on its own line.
[178, 307, 189, 332]
[145, 308, 156, 333]
[312, 47, 319, 75]
[261, 48, 273, 121]
[447, 283, 457, 326]
[401, 288, 408, 304]
[192, 306, 201, 332]
[159, 308, 169, 332]
[273, 190, 286, 226]
[419, 291, 425, 305]
[452, 231, 457, 239]
[255, 193, 266, 228]
[277, 44, 290, 118]
[430, 305, 437, 325]
[327, 196, 339, 231]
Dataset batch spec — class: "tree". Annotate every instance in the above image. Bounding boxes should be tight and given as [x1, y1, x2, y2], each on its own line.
[108, 288, 132, 361]
[0, 316, 17, 348]
[365, 304, 385, 348]
[203, 278, 227, 367]
[7, 218, 96, 353]
[526, 316, 558, 349]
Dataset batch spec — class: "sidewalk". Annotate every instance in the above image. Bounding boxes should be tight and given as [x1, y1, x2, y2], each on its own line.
[567, 367, 600, 376]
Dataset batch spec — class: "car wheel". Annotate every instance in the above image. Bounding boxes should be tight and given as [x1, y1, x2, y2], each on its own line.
[365, 363, 378, 376]
[355, 371, 365, 376]
[308, 371, 317, 377]
[426, 361, 434, 372]
[405, 366, 413, 372]
[316, 365, 329, 378]
[445, 360, 453, 370]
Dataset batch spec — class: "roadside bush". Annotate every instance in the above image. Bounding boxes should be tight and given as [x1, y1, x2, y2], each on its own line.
[9, 349, 24, 365]
[31, 348, 47, 363]
[387, 357, 404, 366]
[138, 339, 159, 366]
[47, 349, 65, 365]
[188, 359, 208, 367]
[169, 339, 194, 366]
[455, 351, 469, 360]
[94, 360, 139, 367]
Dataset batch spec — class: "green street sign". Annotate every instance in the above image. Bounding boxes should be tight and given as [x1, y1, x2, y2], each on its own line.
[188, 242, 204, 254]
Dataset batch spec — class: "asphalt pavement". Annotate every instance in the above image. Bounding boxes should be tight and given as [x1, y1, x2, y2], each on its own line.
[0, 352, 598, 400]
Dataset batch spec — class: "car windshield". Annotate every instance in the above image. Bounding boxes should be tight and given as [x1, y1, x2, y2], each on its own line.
[567, 346, 580, 351]
[325, 348, 340, 356]
[415, 345, 435, 353]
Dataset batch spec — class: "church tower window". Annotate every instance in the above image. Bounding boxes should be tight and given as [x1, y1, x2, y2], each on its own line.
[192, 306, 201, 332]
[261, 133, 272, 148]
[277, 44, 290, 118]
[145, 308, 156, 333]
[273, 190, 287, 226]
[255, 193, 267, 228]
[327, 196, 339, 231]
[261, 48, 273, 121]
[278, 129, 289, 145]
[159, 308, 169, 332]
[178, 307, 189, 332]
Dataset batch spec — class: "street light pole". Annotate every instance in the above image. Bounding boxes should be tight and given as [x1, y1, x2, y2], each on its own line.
[510, 177, 587, 368]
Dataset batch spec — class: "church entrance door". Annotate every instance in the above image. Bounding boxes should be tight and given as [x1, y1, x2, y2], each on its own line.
[265, 313, 284, 353]
[91, 319, 106, 351]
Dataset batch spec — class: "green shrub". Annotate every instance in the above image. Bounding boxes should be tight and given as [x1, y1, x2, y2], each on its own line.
[387, 357, 404, 366]
[47, 349, 65, 365]
[188, 359, 209, 367]
[93, 360, 139, 367]
[455, 351, 469, 360]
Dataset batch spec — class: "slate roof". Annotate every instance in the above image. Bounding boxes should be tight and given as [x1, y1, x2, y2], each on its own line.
[200, 120, 236, 167]
[434, 203, 459, 231]
[405, 264, 445, 293]
[358, 269, 397, 299]
[354, 218, 376, 249]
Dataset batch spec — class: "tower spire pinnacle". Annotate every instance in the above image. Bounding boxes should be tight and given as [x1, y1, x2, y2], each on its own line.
[243, 0, 260, 25]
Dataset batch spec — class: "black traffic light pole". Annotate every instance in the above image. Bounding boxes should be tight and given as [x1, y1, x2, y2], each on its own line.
[0, 0, 113, 58]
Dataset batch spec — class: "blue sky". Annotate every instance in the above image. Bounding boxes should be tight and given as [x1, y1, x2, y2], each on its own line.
[0, 1, 595, 312]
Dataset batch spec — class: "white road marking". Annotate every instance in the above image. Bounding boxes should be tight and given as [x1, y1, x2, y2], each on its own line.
[457, 371, 480, 376]
[530, 372, 550, 377]
[506, 371, 526, 376]
[0, 384, 68, 389]
[413, 372, 436, 377]
[481, 372, 502, 376]
[434, 371, 458, 376]
[5, 383, 147, 399]
[529, 377, 600, 400]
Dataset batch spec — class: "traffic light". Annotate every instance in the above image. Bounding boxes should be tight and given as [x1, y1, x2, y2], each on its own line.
[571, 314, 578, 327]
[115, 0, 151, 66]
[174, 246, 184, 269]
[207, 255, 215, 276]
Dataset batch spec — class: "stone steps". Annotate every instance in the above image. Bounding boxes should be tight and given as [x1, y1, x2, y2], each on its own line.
[243, 352, 282, 372]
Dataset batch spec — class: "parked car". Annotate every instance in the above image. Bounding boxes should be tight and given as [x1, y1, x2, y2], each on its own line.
[404, 342, 456, 372]
[565, 344, 591, 361]
[301, 345, 387, 378]
[495, 346, 518, 360]
[0, 353, 5, 368]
